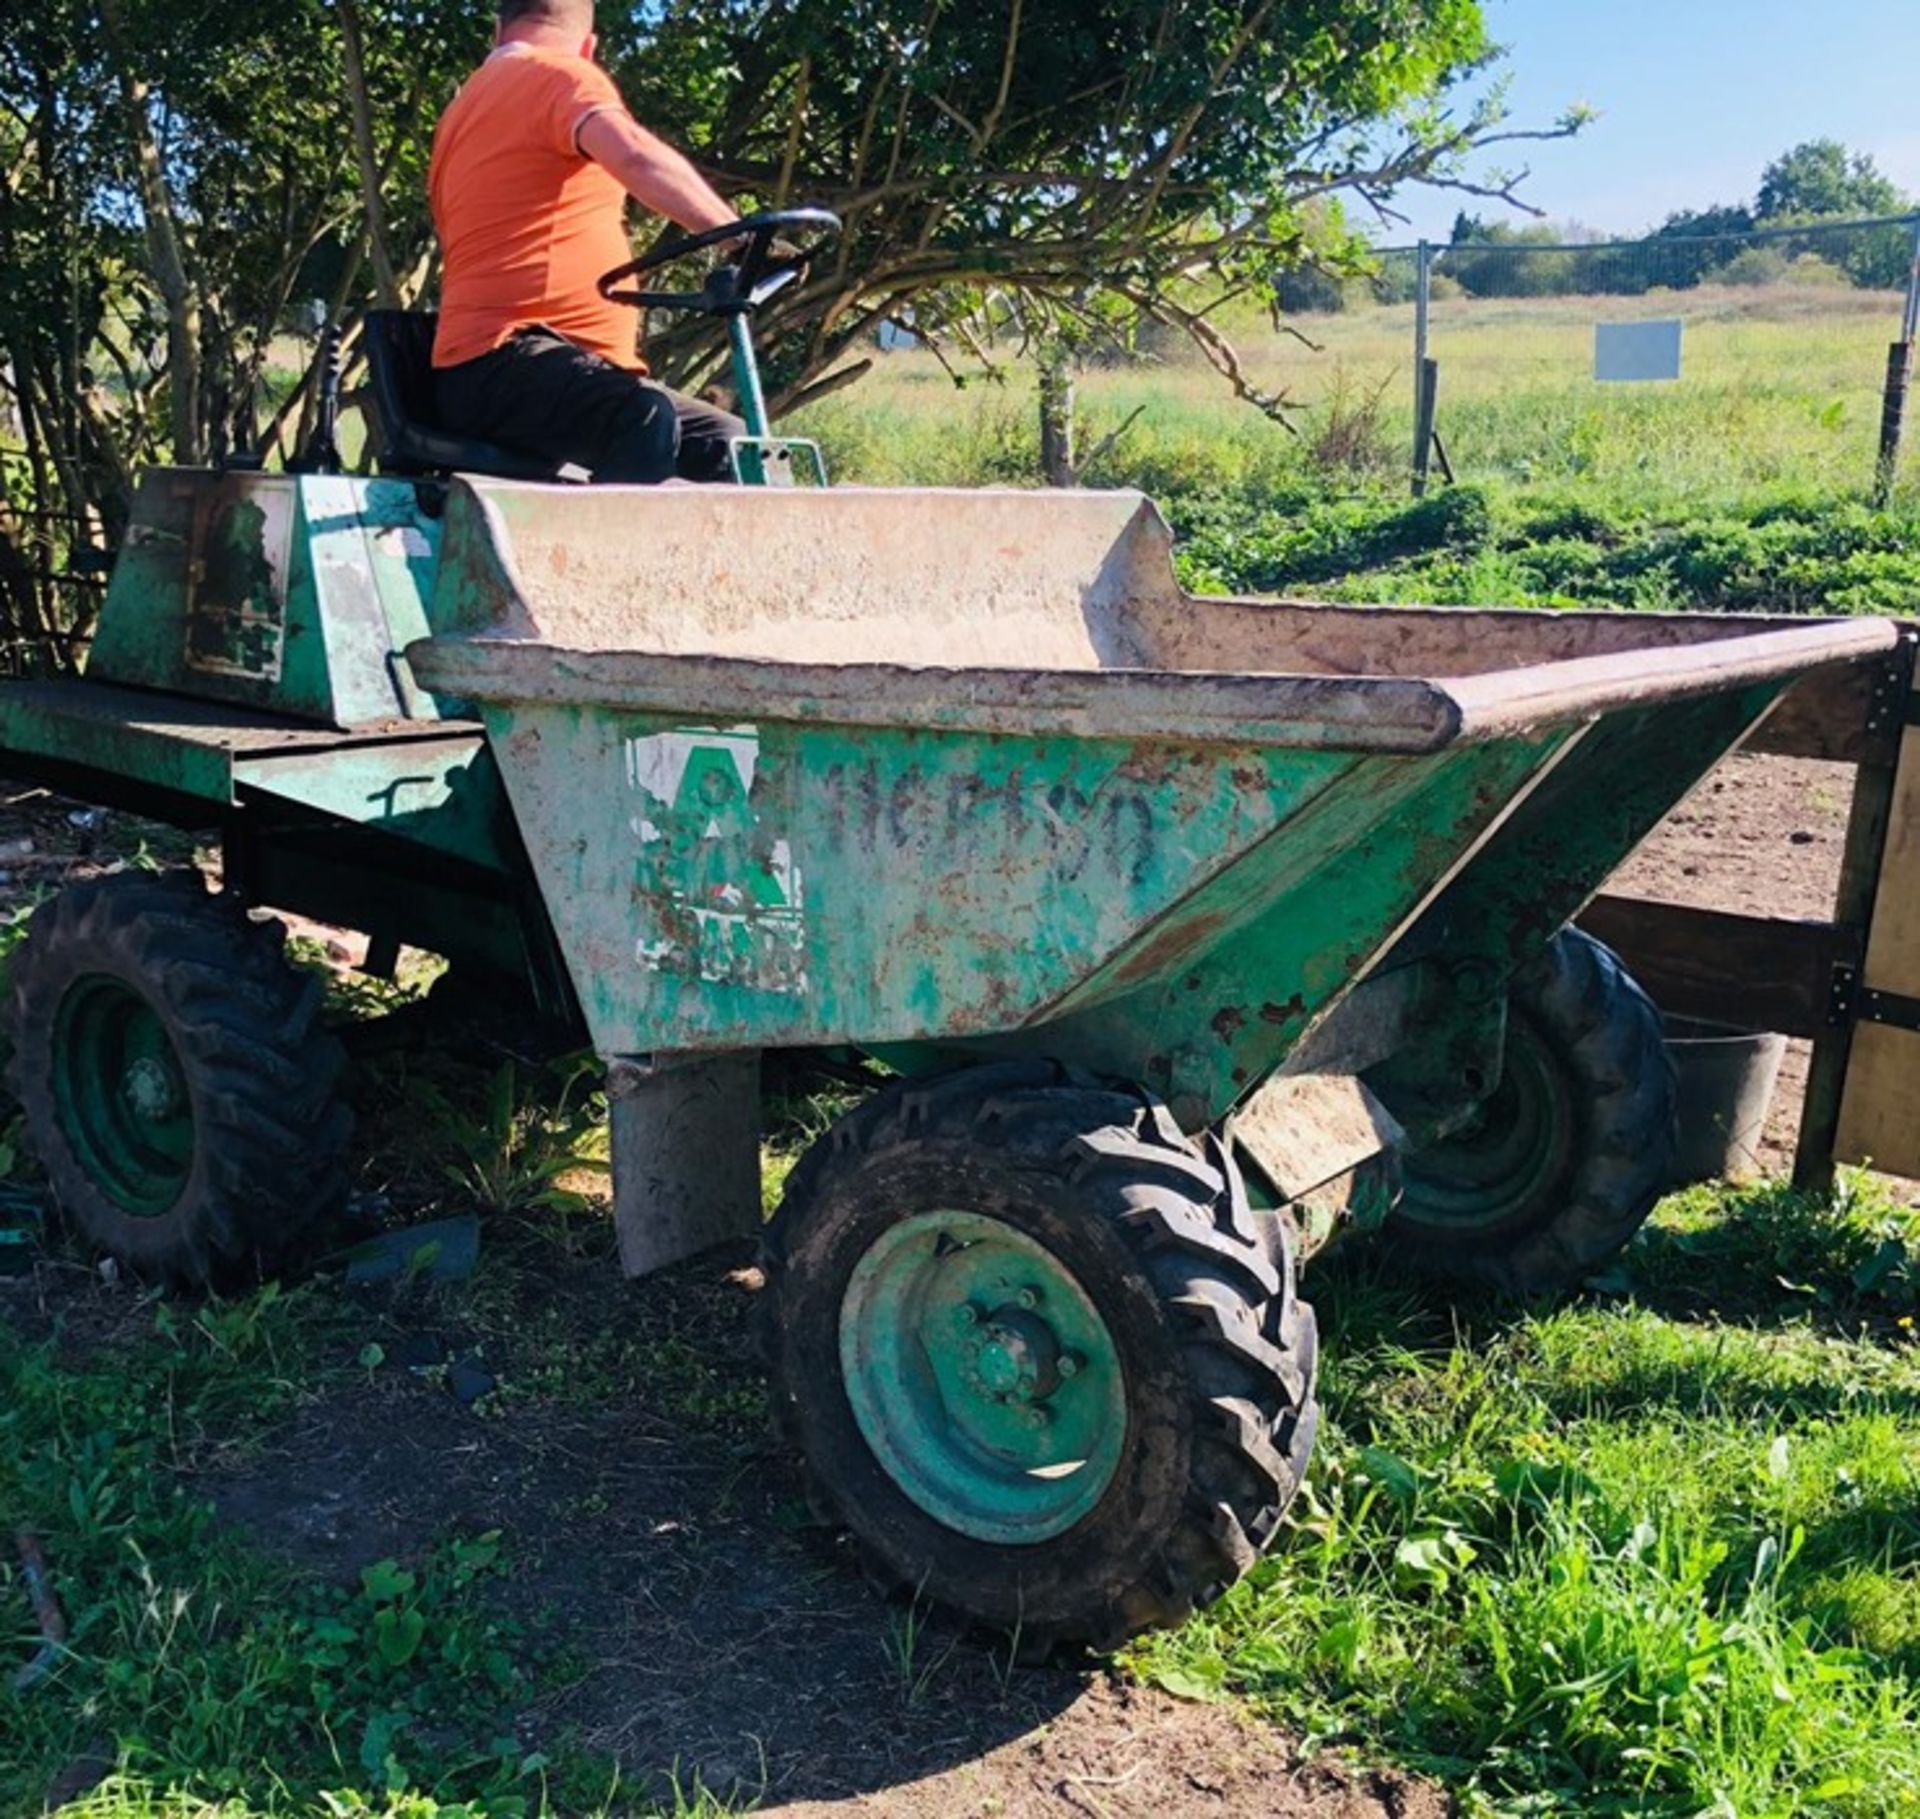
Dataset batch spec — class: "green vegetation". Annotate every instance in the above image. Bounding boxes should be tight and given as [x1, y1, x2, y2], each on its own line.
[1166, 487, 1920, 617]
[6, 1012, 1920, 1816]
[1129, 1176, 1920, 1816]
[0, 1286, 544, 1817]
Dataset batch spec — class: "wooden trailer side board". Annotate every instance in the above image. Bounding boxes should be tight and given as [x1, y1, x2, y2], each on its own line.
[1835, 719, 1920, 1176]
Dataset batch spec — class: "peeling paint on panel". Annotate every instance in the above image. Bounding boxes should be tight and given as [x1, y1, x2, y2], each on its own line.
[624, 724, 808, 996]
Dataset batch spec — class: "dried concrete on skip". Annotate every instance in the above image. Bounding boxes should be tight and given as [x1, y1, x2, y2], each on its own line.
[409, 478, 1898, 753]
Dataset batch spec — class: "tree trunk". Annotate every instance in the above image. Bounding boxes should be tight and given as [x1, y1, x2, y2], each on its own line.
[99, 0, 204, 466]
[1038, 344, 1076, 487]
[339, 0, 402, 309]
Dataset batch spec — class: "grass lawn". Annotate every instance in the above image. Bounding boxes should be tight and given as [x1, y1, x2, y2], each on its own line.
[1129, 1176, 1920, 1815]
[792, 280, 1914, 515]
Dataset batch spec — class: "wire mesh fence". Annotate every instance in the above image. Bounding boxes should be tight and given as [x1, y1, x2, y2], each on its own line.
[1416, 215, 1920, 502]
[1272, 214, 1920, 506]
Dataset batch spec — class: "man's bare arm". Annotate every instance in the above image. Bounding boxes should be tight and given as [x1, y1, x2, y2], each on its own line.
[578, 110, 736, 234]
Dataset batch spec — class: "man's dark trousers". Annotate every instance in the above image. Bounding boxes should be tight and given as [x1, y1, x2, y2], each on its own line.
[434, 326, 744, 483]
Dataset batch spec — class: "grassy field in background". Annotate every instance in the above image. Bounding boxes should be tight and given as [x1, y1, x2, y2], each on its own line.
[790, 280, 1920, 621]
[795, 280, 1912, 509]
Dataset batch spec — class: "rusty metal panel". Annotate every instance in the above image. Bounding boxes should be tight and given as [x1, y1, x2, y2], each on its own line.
[1232, 1073, 1403, 1200]
[427, 478, 1183, 661]
[471, 705, 1361, 1059]
[1130, 592, 1903, 688]
[183, 473, 297, 684]
[412, 476, 1895, 1113]
[234, 734, 510, 871]
[1026, 733, 1574, 1122]
[85, 470, 445, 731]
[417, 479, 1894, 754]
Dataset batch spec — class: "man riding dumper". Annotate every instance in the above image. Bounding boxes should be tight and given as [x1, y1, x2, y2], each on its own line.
[429, 0, 747, 482]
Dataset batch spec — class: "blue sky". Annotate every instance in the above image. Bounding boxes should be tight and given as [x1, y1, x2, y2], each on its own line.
[1382, 0, 1920, 244]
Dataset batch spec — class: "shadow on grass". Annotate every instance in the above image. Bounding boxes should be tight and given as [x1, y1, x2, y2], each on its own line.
[1623, 1176, 1919, 1338]
[1306, 1174, 1920, 1359]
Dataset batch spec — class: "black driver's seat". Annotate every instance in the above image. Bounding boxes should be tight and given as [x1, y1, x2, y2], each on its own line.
[362, 311, 582, 482]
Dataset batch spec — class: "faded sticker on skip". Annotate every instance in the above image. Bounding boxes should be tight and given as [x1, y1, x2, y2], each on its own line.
[624, 725, 808, 996]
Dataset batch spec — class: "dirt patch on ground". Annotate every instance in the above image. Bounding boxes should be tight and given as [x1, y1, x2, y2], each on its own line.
[766, 1680, 1450, 1819]
[174, 1243, 1442, 1818]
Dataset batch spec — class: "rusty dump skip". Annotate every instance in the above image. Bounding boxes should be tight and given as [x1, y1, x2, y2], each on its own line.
[402, 478, 1899, 1093]
[410, 479, 1896, 753]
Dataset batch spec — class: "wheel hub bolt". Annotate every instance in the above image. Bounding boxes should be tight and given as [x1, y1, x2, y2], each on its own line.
[1058, 1351, 1084, 1379]
[1015, 1287, 1041, 1311]
[952, 1302, 979, 1330]
[122, 1056, 181, 1122]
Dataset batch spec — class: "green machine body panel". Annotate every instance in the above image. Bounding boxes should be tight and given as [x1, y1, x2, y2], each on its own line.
[88, 470, 445, 729]
[0, 467, 570, 1014]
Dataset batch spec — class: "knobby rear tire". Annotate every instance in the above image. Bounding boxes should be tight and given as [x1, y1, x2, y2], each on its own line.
[1385, 928, 1675, 1296]
[760, 1060, 1319, 1653]
[5, 873, 352, 1288]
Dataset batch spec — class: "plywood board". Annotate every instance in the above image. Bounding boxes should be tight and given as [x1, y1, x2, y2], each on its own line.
[1836, 1020, 1920, 1176]
[1856, 726, 1920, 996]
[1836, 723, 1920, 1173]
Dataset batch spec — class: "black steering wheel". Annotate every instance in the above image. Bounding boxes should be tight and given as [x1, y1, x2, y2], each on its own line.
[597, 207, 842, 317]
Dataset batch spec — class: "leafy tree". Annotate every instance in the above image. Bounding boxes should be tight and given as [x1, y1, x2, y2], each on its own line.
[0, 0, 479, 655]
[1439, 219, 1572, 298]
[1754, 140, 1913, 289]
[1639, 203, 1754, 288]
[1757, 139, 1905, 223]
[599, 0, 1580, 415]
[1657, 204, 1756, 240]
[2, 0, 1576, 650]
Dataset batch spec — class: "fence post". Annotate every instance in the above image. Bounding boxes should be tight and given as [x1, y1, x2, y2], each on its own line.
[1876, 217, 1920, 506]
[1412, 360, 1440, 498]
[1411, 239, 1432, 494]
[1877, 341, 1914, 507]
[1904, 216, 1920, 345]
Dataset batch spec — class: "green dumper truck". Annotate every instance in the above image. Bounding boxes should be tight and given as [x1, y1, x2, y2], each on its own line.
[0, 216, 1896, 1645]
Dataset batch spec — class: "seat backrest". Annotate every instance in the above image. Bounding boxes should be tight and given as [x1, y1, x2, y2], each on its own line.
[361, 311, 576, 483]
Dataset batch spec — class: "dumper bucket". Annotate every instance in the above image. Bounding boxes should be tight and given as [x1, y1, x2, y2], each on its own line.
[410, 479, 1894, 1123]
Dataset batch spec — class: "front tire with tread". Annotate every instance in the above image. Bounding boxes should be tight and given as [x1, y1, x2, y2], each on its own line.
[761, 1061, 1319, 1652]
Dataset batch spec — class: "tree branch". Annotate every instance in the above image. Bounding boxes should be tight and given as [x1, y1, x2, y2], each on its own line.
[339, 0, 402, 308]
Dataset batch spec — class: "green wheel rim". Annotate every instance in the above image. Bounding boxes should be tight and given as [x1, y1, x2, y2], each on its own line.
[1399, 1019, 1576, 1232]
[52, 975, 196, 1219]
[839, 1211, 1128, 1544]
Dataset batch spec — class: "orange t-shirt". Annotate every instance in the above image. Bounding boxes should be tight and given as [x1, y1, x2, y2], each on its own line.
[428, 44, 643, 371]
